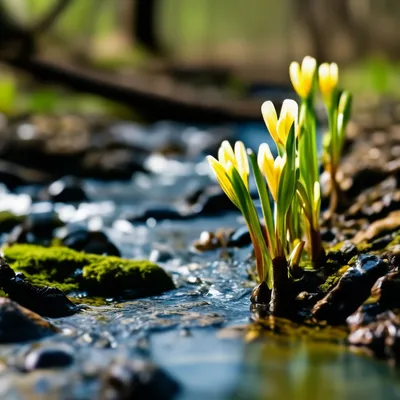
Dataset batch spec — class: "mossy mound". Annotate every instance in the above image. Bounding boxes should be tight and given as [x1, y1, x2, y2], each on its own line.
[2, 244, 175, 298]
[0, 212, 25, 233]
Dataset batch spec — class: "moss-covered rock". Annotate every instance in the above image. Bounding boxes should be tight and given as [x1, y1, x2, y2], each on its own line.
[0, 211, 25, 233]
[2, 244, 175, 298]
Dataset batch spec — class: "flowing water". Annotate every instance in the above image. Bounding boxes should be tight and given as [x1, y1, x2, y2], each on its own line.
[0, 121, 399, 399]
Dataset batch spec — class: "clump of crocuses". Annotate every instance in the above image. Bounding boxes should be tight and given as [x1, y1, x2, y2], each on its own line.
[207, 56, 352, 316]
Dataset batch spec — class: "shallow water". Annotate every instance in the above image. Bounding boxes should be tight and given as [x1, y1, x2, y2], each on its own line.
[0, 120, 399, 399]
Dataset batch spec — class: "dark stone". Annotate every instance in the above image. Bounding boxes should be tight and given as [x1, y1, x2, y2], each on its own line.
[320, 227, 336, 242]
[327, 241, 358, 266]
[228, 225, 251, 248]
[295, 291, 321, 308]
[371, 271, 400, 309]
[192, 186, 238, 215]
[0, 297, 59, 343]
[0, 258, 79, 318]
[82, 148, 146, 180]
[250, 281, 271, 305]
[38, 176, 88, 203]
[369, 234, 395, 251]
[312, 254, 389, 324]
[345, 168, 387, 198]
[61, 229, 120, 257]
[7, 211, 64, 246]
[347, 303, 385, 331]
[128, 205, 187, 223]
[0, 160, 50, 190]
[24, 344, 74, 371]
[102, 359, 180, 400]
[0, 212, 25, 234]
[347, 310, 400, 361]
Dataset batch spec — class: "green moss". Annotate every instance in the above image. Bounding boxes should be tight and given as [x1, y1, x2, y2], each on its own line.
[387, 230, 400, 248]
[318, 265, 349, 293]
[3, 244, 175, 297]
[0, 211, 25, 233]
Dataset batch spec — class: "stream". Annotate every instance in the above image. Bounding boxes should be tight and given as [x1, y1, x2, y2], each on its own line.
[0, 118, 399, 399]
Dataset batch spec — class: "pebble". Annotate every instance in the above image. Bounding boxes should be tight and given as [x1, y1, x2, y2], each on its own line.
[24, 344, 74, 371]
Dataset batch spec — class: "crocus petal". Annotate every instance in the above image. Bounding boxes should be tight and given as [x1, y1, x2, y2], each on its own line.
[220, 140, 236, 166]
[318, 63, 331, 97]
[234, 141, 249, 187]
[301, 56, 317, 95]
[276, 118, 287, 145]
[329, 63, 339, 88]
[258, 143, 276, 199]
[207, 156, 238, 206]
[280, 99, 298, 138]
[261, 101, 279, 144]
[289, 62, 303, 98]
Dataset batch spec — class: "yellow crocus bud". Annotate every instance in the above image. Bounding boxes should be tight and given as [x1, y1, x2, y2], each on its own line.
[207, 156, 238, 207]
[261, 99, 298, 147]
[276, 99, 298, 143]
[234, 141, 249, 188]
[217, 140, 249, 189]
[218, 140, 236, 166]
[257, 143, 284, 202]
[261, 101, 279, 145]
[289, 56, 317, 99]
[318, 62, 339, 104]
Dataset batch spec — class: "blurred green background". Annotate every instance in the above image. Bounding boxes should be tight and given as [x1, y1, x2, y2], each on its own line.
[1, 0, 400, 117]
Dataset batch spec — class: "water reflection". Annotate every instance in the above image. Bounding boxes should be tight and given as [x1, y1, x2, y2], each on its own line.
[232, 335, 400, 400]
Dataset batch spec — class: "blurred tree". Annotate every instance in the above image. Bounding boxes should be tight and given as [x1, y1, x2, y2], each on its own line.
[133, 0, 163, 54]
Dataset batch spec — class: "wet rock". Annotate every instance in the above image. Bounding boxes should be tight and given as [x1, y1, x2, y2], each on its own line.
[347, 303, 385, 331]
[368, 233, 395, 251]
[295, 291, 321, 308]
[82, 148, 145, 180]
[128, 205, 187, 223]
[24, 344, 74, 371]
[320, 227, 336, 242]
[347, 310, 400, 361]
[353, 211, 400, 245]
[343, 167, 387, 199]
[3, 244, 175, 298]
[250, 281, 271, 305]
[0, 211, 25, 233]
[0, 258, 79, 317]
[0, 160, 50, 189]
[228, 225, 251, 248]
[61, 229, 120, 257]
[312, 254, 389, 324]
[102, 359, 180, 400]
[7, 210, 64, 246]
[190, 186, 238, 215]
[327, 241, 358, 266]
[0, 297, 59, 343]
[149, 247, 175, 263]
[38, 176, 88, 203]
[370, 271, 400, 309]
[192, 229, 232, 252]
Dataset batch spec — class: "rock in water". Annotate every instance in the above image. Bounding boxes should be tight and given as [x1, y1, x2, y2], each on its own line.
[61, 229, 120, 257]
[102, 359, 180, 400]
[0, 258, 79, 318]
[312, 254, 389, 324]
[24, 344, 74, 371]
[0, 297, 59, 343]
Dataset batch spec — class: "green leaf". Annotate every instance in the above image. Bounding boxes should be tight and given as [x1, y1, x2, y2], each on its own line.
[337, 91, 352, 156]
[229, 166, 273, 287]
[296, 180, 312, 222]
[276, 124, 296, 249]
[248, 149, 276, 257]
